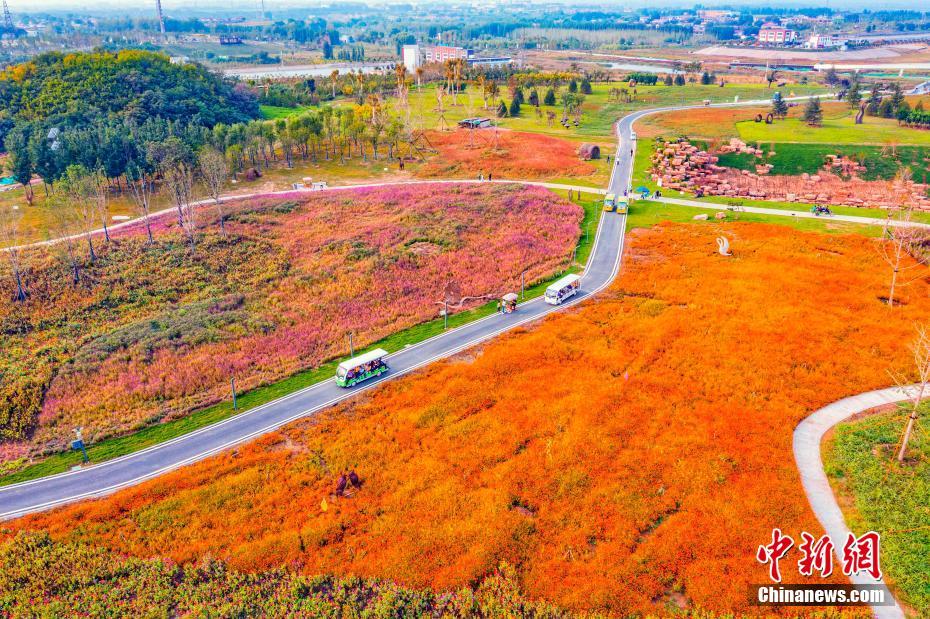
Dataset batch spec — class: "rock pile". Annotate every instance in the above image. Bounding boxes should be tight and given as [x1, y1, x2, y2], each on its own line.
[650, 139, 930, 210]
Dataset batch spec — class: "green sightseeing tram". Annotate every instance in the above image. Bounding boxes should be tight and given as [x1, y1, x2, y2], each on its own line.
[336, 348, 389, 387]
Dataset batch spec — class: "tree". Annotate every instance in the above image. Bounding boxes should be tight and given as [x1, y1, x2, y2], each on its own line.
[508, 97, 521, 117]
[823, 66, 840, 86]
[700, 71, 714, 85]
[878, 193, 927, 308]
[771, 92, 788, 119]
[568, 79, 578, 93]
[543, 88, 556, 106]
[802, 97, 823, 127]
[765, 69, 779, 88]
[674, 74, 686, 87]
[0, 206, 27, 301]
[198, 148, 230, 238]
[889, 83, 905, 112]
[5, 125, 34, 205]
[879, 98, 895, 119]
[894, 325, 930, 463]
[664, 74, 674, 86]
[164, 162, 197, 250]
[846, 79, 862, 110]
[58, 164, 98, 264]
[865, 90, 882, 116]
[126, 166, 155, 245]
[580, 78, 592, 94]
[528, 89, 539, 107]
[496, 100, 508, 118]
[896, 101, 912, 124]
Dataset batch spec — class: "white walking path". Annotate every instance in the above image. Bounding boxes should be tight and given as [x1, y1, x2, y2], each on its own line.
[794, 387, 916, 619]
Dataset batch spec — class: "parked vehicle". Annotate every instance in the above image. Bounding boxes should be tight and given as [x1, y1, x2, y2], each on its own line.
[545, 274, 581, 306]
[616, 197, 629, 214]
[336, 348, 389, 387]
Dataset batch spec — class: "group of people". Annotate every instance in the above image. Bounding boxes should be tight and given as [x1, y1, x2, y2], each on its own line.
[346, 359, 385, 381]
[477, 172, 494, 182]
[811, 205, 833, 216]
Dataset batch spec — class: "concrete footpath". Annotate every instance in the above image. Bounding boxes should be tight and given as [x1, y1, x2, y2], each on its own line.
[793, 386, 916, 619]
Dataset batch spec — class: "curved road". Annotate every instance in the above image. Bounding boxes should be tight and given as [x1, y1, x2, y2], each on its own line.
[0, 114, 637, 520]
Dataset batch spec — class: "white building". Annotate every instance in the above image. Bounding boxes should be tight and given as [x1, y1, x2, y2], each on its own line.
[804, 34, 846, 49]
[757, 24, 798, 45]
[402, 44, 422, 70]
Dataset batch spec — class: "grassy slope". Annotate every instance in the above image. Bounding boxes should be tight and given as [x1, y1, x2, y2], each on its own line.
[824, 406, 930, 614]
[738, 113, 930, 146]
[0, 189, 605, 486]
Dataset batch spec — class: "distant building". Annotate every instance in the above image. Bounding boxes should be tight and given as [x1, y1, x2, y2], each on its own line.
[219, 35, 243, 45]
[757, 24, 798, 45]
[804, 34, 846, 49]
[402, 43, 510, 70]
[698, 10, 736, 22]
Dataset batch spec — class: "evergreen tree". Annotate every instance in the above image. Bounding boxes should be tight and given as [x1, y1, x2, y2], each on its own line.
[700, 71, 713, 85]
[580, 78, 592, 94]
[896, 101, 912, 124]
[878, 98, 895, 119]
[823, 66, 840, 86]
[803, 97, 823, 126]
[528, 89, 540, 106]
[664, 74, 674, 86]
[674, 74, 686, 86]
[543, 87, 556, 106]
[771, 92, 788, 119]
[513, 86, 524, 105]
[889, 83, 905, 112]
[568, 79, 578, 93]
[846, 80, 862, 109]
[509, 97, 521, 117]
[496, 100, 508, 118]
[865, 91, 882, 116]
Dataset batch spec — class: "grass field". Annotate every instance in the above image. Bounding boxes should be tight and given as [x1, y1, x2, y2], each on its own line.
[738, 113, 930, 146]
[259, 104, 314, 119]
[0, 188, 605, 486]
[824, 405, 930, 615]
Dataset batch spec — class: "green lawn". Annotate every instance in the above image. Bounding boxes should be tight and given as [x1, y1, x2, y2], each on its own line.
[824, 406, 930, 615]
[0, 188, 605, 486]
[738, 113, 930, 146]
[260, 104, 313, 120]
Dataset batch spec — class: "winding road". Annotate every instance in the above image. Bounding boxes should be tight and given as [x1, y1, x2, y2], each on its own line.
[0, 109, 638, 521]
[0, 97, 916, 618]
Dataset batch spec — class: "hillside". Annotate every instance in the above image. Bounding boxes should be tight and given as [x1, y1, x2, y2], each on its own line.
[8, 221, 927, 615]
[0, 183, 581, 463]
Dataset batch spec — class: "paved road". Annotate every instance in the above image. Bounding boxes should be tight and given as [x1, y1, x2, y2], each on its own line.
[794, 387, 913, 619]
[0, 127, 636, 520]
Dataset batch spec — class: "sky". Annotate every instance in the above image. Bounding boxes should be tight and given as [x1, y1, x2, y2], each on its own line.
[8, 0, 930, 12]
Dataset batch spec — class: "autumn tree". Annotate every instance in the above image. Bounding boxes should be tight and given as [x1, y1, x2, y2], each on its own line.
[198, 148, 230, 238]
[0, 206, 27, 301]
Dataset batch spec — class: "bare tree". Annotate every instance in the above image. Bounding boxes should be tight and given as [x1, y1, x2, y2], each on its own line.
[51, 206, 82, 285]
[878, 199, 927, 307]
[164, 162, 197, 250]
[198, 148, 229, 238]
[126, 166, 155, 245]
[0, 206, 27, 301]
[894, 325, 930, 462]
[59, 165, 98, 264]
[90, 168, 111, 243]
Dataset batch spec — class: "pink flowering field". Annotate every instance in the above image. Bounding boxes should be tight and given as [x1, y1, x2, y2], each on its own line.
[0, 183, 582, 462]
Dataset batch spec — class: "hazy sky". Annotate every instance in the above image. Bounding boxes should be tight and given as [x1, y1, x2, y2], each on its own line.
[8, 0, 930, 11]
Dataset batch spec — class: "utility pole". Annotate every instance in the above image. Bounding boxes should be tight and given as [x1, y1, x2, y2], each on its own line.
[155, 0, 165, 35]
[521, 270, 525, 299]
[231, 378, 238, 411]
[348, 332, 355, 357]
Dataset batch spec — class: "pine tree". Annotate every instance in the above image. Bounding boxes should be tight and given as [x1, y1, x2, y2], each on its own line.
[674, 74, 686, 86]
[664, 74, 674, 86]
[528, 89, 539, 106]
[543, 87, 556, 106]
[568, 79, 578, 93]
[803, 97, 823, 127]
[580, 78, 592, 94]
[889, 83, 905, 112]
[496, 100, 508, 118]
[771, 92, 788, 119]
[846, 80, 862, 109]
[509, 97, 521, 117]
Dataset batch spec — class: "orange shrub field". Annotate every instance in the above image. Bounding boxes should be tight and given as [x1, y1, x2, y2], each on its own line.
[417, 129, 599, 180]
[9, 222, 928, 616]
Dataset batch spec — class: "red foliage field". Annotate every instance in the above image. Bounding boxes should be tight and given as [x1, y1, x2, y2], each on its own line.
[0, 183, 580, 461]
[416, 129, 598, 180]
[9, 222, 928, 616]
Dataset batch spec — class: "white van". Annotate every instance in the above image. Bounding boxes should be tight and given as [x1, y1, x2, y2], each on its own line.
[545, 274, 581, 305]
